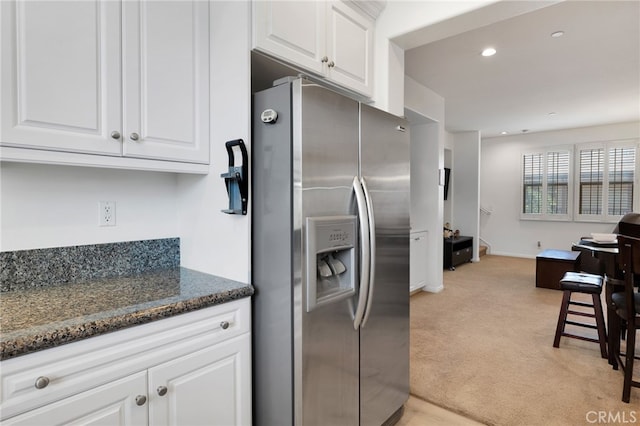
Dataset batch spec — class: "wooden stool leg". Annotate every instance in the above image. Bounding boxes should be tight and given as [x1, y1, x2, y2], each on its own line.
[609, 311, 620, 370]
[622, 325, 635, 403]
[591, 293, 608, 359]
[605, 280, 619, 368]
[554, 290, 571, 348]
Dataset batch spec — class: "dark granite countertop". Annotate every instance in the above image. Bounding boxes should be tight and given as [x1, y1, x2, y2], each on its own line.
[0, 267, 254, 361]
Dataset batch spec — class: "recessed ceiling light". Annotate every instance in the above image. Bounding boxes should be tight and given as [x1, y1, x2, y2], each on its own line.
[481, 47, 497, 57]
[501, 131, 509, 135]
[548, 112, 557, 116]
[551, 31, 564, 38]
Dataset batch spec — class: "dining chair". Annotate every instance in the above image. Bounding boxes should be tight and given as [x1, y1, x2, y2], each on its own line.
[608, 234, 640, 403]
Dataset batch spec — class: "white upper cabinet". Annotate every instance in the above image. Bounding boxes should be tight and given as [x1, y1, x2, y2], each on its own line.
[253, 1, 326, 75]
[0, 0, 210, 172]
[253, 0, 374, 98]
[0, 1, 122, 156]
[324, 1, 373, 96]
[121, 1, 209, 163]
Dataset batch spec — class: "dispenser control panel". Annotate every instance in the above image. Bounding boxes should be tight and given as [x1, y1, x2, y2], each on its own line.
[315, 222, 354, 249]
[305, 216, 357, 312]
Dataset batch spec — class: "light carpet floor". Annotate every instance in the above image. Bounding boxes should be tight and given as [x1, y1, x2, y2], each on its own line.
[410, 255, 639, 426]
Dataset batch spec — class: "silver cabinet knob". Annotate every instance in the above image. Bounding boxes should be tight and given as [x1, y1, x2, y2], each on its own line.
[321, 56, 328, 63]
[34, 376, 50, 389]
[220, 321, 230, 330]
[328, 61, 335, 68]
[157, 386, 168, 396]
[135, 395, 147, 406]
[111, 131, 121, 140]
[129, 132, 140, 141]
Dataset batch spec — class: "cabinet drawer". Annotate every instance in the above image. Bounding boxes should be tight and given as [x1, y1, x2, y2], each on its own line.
[0, 298, 250, 420]
[2, 372, 148, 426]
[453, 248, 472, 263]
[453, 248, 471, 257]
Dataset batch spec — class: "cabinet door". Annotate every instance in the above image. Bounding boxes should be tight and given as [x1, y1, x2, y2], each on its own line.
[325, 1, 373, 97]
[0, 0, 122, 155]
[148, 334, 251, 426]
[2, 372, 148, 426]
[252, 0, 325, 74]
[410, 232, 428, 292]
[122, 0, 209, 164]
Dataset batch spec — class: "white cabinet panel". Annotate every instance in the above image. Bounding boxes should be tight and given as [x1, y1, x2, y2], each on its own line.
[410, 231, 428, 292]
[2, 372, 148, 426]
[0, 0, 121, 155]
[122, 0, 209, 163]
[1, 0, 210, 171]
[253, 0, 374, 97]
[149, 334, 251, 426]
[253, 1, 325, 74]
[326, 1, 373, 96]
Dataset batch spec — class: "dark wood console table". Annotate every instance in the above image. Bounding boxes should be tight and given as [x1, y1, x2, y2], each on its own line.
[444, 236, 473, 270]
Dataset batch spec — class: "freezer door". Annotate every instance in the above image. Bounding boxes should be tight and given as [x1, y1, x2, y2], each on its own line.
[297, 81, 360, 426]
[359, 104, 410, 425]
[252, 81, 296, 426]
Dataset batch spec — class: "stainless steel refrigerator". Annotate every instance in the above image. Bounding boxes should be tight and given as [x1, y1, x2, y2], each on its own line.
[252, 77, 409, 426]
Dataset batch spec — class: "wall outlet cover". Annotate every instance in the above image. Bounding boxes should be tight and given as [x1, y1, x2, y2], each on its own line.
[99, 201, 116, 226]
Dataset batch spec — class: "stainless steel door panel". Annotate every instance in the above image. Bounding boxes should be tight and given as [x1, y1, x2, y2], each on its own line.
[297, 81, 360, 426]
[359, 104, 410, 425]
[252, 81, 295, 426]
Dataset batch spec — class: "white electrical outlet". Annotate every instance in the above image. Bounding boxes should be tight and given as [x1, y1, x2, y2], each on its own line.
[99, 201, 116, 226]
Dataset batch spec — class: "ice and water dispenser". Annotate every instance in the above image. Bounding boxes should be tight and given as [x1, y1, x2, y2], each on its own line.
[305, 216, 357, 312]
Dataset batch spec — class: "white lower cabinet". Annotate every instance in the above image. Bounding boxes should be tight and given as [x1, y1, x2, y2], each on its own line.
[410, 231, 428, 292]
[0, 298, 252, 425]
[149, 335, 250, 426]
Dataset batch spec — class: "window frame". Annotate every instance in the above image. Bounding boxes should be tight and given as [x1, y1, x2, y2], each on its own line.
[574, 139, 639, 223]
[520, 145, 573, 221]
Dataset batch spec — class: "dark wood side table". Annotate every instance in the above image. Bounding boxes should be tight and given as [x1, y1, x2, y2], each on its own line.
[535, 249, 581, 290]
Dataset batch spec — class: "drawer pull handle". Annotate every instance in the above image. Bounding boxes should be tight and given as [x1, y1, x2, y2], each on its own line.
[157, 386, 168, 396]
[34, 376, 50, 389]
[220, 321, 230, 330]
[135, 395, 147, 406]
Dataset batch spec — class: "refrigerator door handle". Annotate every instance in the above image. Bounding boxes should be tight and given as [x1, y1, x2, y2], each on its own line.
[352, 176, 370, 330]
[360, 177, 376, 327]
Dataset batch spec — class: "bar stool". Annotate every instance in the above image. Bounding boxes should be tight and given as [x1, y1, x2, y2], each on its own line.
[553, 271, 608, 358]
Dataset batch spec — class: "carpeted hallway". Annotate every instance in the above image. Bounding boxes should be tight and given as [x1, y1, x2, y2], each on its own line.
[409, 255, 640, 426]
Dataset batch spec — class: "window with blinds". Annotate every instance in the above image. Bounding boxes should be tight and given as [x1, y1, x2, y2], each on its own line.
[523, 153, 542, 214]
[576, 142, 636, 221]
[579, 148, 604, 215]
[522, 149, 571, 219]
[547, 151, 569, 214]
[608, 147, 635, 215]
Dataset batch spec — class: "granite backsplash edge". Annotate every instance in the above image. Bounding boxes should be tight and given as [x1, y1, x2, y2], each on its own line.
[0, 238, 180, 292]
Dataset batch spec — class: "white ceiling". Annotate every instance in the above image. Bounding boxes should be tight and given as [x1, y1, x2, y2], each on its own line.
[403, 0, 640, 138]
